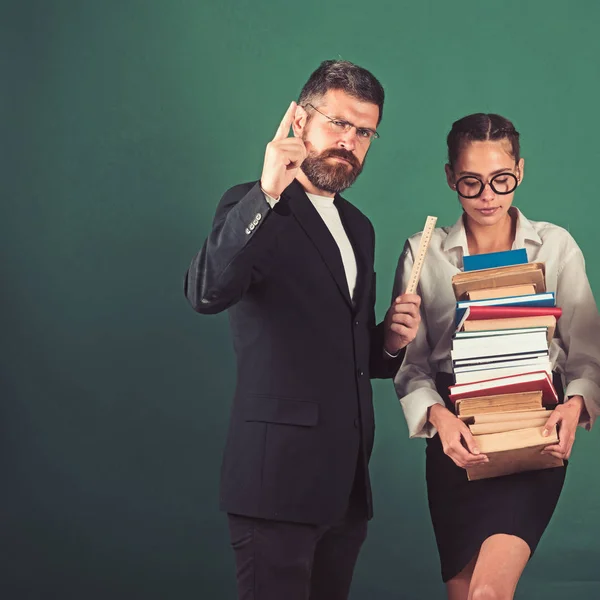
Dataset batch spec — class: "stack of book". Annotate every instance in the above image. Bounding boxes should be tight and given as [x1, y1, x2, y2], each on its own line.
[448, 249, 564, 480]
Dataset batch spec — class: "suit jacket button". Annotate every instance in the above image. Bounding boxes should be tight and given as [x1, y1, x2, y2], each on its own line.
[354, 320, 359, 326]
[357, 368, 364, 377]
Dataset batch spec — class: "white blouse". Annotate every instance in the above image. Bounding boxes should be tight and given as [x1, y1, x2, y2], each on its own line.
[392, 207, 600, 439]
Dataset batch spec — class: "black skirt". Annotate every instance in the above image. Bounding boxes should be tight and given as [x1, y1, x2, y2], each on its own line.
[427, 372, 567, 583]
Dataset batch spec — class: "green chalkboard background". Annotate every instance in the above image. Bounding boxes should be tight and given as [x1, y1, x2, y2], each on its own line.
[3, 0, 600, 598]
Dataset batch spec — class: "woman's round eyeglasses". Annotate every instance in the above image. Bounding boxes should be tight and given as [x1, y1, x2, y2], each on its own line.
[455, 172, 519, 199]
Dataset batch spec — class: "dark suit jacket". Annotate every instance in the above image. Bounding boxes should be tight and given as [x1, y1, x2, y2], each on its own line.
[185, 179, 403, 525]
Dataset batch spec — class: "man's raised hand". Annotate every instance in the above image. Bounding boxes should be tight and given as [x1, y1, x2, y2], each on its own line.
[260, 101, 308, 199]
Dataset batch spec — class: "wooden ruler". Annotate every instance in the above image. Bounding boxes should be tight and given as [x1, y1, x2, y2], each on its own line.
[405, 215, 437, 294]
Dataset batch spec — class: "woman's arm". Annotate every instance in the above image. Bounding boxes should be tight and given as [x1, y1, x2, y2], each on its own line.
[556, 246, 600, 427]
[392, 239, 489, 466]
[542, 242, 600, 458]
[392, 241, 446, 437]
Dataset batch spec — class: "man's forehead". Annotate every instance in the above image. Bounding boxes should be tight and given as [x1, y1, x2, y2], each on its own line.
[317, 89, 379, 124]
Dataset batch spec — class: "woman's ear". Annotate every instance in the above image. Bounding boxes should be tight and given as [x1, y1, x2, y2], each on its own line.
[445, 164, 456, 191]
[292, 105, 308, 138]
[516, 158, 525, 184]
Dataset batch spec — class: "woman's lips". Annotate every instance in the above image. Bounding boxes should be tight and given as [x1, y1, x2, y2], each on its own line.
[477, 207, 500, 216]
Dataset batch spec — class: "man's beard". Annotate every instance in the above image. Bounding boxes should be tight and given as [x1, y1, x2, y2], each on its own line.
[300, 146, 364, 194]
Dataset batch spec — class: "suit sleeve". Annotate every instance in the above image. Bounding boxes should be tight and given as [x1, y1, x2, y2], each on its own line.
[368, 223, 405, 379]
[184, 181, 279, 314]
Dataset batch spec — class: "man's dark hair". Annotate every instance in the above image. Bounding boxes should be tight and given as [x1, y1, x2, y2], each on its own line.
[298, 60, 385, 125]
[447, 113, 521, 169]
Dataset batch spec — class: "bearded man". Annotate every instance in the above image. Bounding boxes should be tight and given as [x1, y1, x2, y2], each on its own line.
[184, 60, 421, 600]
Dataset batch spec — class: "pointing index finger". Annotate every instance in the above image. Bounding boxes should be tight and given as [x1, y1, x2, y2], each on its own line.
[273, 101, 297, 141]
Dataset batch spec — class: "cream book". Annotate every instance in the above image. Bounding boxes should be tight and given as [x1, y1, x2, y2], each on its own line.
[452, 262, 546, 300]
[460, 408, 549, 424]
[469, 416, 549, 435]
[462, 315, 556, 344]
[467, 284, 537, 301]
[456, 391, 543, 417]
[466, 426, 563, 481]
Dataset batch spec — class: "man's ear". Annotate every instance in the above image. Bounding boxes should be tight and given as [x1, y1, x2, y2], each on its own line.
[445, 163, 456, 191]
[292, 105, 308, 138]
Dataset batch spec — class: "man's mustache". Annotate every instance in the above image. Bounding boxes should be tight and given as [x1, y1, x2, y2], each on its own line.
[319, 148, 361, 170]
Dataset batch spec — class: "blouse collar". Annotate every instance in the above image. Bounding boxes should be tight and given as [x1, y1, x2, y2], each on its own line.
[442, 206, 543, 255]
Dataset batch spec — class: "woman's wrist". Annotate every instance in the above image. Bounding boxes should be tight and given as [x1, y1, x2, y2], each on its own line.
[428, 403, 449, 427]
[565, 394, 587, 421]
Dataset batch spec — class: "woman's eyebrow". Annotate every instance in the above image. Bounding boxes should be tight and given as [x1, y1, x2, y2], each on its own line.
[458, 167, 514, 177]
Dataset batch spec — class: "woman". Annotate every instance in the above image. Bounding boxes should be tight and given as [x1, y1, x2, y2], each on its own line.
[391, 113, 600, 599]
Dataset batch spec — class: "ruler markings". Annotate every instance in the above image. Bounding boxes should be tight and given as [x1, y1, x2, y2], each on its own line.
[405, 215, 437, 294]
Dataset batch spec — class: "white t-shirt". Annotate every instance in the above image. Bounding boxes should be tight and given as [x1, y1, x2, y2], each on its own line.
[305, 192, 357, 299]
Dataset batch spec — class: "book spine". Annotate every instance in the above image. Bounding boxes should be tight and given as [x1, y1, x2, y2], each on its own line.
[463, 248, 528, 272]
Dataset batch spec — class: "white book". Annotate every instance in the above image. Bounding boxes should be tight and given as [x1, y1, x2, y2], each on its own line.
[451, 329, 548, 361]
[453, 352, 549, 369]
[454, 361, 552, 384]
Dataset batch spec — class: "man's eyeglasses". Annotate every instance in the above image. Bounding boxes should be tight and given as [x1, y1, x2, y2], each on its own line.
[455, 172, 519, 199]
[304, 103, 380, 142]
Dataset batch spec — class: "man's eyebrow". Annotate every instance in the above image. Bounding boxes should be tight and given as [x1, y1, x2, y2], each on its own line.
[335, 118, 377, 131]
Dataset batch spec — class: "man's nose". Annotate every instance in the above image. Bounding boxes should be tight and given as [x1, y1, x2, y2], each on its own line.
[338, 127, 357, 151]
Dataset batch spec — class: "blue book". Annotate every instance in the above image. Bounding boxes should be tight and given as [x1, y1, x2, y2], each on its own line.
[463, 248, 528, 272]
[455, 292, 556, 327]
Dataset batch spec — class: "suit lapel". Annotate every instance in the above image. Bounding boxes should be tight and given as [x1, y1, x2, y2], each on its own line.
[335, 195, 370, 313]
[282, 180, 352, 308]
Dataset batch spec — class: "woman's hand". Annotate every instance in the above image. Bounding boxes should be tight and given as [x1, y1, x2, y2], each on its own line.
[541, 395, 587, 460]
[428, 404, 489, 469]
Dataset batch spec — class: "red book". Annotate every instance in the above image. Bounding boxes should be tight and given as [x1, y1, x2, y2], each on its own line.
[463, 306, 562, 321]
[449, 370, 559, 405]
